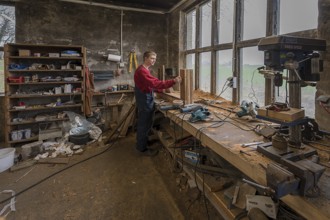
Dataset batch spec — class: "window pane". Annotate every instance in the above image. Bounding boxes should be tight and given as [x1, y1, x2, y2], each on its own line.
[0, 51, 4, 95]
[217, 0, 234, 44]
[216, 49, 233, 101]
[200, 1, 212, 47]
[243, 0, 267, 40]
[301, 87, 316, 117]
[0, 5, 15, 95]
[186, 10, 196, 50]
[186, 53, 195, 89]
[241, 47, 265, 106]
[280, 0, 318, 34]
[199, 52, 211, 92]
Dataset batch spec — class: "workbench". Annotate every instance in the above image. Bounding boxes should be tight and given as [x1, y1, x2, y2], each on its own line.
[156, 92, 330, 220]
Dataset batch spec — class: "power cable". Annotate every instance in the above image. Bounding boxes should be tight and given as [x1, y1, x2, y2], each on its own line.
[0, 103, 136, 205]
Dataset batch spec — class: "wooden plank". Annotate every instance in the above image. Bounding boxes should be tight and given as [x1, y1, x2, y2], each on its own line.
[179, 69, 193, 105]
[10, 160, 37, 172]
[119, 106, 136, 137]
[187, 69, 193, 104]
[38, 157, 70, 164]
[257, 107, 305, 122]
[180, 69, 186, 102]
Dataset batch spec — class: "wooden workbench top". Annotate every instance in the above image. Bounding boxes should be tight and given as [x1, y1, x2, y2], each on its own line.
[156, 91, 330, 220]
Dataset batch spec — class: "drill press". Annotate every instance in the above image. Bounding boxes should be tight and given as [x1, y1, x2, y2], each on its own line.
[255, 35, 326, 197]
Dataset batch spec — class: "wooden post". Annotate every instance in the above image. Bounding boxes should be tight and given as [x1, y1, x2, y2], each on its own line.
[180, 69, 194, 105]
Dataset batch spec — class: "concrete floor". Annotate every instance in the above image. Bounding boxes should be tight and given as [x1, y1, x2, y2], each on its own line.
[0, 132, 221, 220]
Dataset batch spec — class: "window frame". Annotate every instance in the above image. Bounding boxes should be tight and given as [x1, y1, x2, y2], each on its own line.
[182, 0, 318, 106]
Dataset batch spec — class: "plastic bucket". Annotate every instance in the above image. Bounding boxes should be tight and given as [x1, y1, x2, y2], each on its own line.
[0, 148, 16, 173]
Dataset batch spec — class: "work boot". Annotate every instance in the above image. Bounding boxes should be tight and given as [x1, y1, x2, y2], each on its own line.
[137, 148, 159, 157]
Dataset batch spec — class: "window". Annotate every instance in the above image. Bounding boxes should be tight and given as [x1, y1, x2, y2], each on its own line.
[241, 47, 265, 106]
[200, 1, 212, 48]
[216, 49, 233, 101]
[186, 53, 195, 89]
[0, 5, 15, 95]
[280, 0, 318, 34]
[217, 0, 234, 44]
[302, 87, 316, 117]
[186, 10, 196, 50]
[199, 52, 211, 92]
[243, 0, 267, 40]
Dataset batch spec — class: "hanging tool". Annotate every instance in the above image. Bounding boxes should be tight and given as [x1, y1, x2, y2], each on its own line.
[129, 49, 138, 73]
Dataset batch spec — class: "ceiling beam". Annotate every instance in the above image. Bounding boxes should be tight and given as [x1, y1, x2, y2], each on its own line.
[59, 0, 166, 14]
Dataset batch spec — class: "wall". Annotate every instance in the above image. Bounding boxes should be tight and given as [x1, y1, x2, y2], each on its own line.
[316, 0, 330, 132]
[15, 0, 167, 84]
[0, 97, 4, 144]
[0, 0, 167, 143]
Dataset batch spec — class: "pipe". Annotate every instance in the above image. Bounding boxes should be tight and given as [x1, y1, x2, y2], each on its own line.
[167, 0, 189, 13]
[60, 0, 166, 14]
[120, 10, 123, 62]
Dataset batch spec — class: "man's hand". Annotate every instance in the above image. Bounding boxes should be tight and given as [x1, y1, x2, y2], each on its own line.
[174, 76, 182, 84]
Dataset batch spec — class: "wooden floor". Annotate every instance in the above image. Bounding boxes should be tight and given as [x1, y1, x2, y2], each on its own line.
[0, 132, 222, 220]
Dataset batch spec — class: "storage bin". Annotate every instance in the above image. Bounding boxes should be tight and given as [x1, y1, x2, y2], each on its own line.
[0, 148, 15, 173]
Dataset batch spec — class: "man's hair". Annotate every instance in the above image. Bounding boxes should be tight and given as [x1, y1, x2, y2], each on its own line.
[143, 51, 157, 59]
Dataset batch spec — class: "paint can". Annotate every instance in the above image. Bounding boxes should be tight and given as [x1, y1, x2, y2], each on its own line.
[24, 129, 31, 139]
[64, 84, 72, 93]
[54, 87, 62, 94]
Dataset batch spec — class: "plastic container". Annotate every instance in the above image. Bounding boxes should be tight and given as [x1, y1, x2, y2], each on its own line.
[0, 148, 16, 173]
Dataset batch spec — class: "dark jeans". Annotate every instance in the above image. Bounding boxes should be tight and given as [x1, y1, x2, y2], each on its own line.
[135, 87, 154, 152]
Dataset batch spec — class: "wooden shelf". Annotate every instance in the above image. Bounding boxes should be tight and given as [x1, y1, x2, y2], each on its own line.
[8, 69, 82, 72]
[93, 90, 134, 96]
[9, 118, 69, 126]
[8, 81, 83, 85]
[9, 93, 82, 98]
[4, 43, 86, 148]
[9, 104, 82, 112]
[9, 56, 82, 60]
[8, 135, 39, 144]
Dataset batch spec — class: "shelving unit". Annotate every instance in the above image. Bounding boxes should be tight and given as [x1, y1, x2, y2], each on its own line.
[91, 90, 134, 128]
[4, 43, 86, 147]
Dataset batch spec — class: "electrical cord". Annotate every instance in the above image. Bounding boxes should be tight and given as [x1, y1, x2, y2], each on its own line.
[248, 69, 259, 104]
[0, 135, 121, 206]
[0, 103, 135, 206]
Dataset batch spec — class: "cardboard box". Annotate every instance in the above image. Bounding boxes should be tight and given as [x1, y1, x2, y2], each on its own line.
[257, 106, 305, 122]
[48, 53, 60, 57]
[18, 49, 31, 56]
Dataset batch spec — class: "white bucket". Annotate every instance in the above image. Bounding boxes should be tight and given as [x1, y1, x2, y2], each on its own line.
[0, 148, 15, 173]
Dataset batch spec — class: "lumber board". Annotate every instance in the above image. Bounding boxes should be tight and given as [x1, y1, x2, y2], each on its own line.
[257, 107, 305, 122]
[10, 160, 37, 171]
[119, 106, 136, 137]
[179, 69, 193, 105]
[37, 157, 70, 164]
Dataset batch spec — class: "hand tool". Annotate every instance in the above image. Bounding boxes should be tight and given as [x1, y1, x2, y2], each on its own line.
[239, 150, 252, 156]
[241, 141, 263, 148]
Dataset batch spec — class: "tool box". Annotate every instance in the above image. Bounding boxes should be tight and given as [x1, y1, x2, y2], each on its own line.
[7, 76, 24, 83]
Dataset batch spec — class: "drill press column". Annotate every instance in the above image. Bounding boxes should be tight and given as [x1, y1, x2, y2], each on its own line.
[288, 69, 302, 147]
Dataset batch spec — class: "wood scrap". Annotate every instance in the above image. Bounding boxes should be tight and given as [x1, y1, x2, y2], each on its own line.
[37, 157, 70, 164]
[10, 160, 37, 172]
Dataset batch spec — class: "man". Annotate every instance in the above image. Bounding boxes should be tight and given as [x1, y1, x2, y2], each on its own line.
[134, 51, 181, 156]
